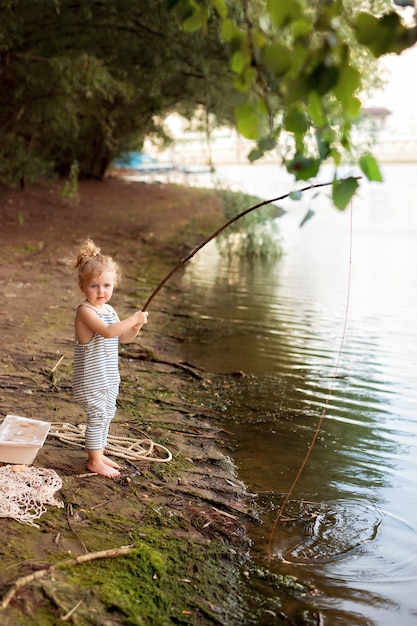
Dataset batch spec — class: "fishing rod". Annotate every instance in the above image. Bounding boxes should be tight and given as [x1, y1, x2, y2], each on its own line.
[141, 178, 359, 311]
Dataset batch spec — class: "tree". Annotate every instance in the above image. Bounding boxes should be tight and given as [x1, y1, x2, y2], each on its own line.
[0, 0, 236, 184]
[1, 0, 416, 202]
[171, 0, 417, 208]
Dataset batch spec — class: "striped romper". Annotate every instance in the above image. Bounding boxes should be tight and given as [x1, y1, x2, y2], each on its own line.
[73, 303, 121, 450]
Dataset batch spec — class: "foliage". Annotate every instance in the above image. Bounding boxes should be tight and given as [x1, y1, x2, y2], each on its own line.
[61, 160, 80, 205]
[0, 0, 236, 184]
[217, 187, 282, 258]
[1, 0, 416, 209]
[172, 0, 417, 208]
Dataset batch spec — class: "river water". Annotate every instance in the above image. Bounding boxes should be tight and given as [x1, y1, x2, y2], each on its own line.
[176, 163, 417, 625]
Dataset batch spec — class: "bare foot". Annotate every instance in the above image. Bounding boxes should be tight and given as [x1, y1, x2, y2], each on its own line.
[103, 455, 120, 469]
[87, 461, 120, 478]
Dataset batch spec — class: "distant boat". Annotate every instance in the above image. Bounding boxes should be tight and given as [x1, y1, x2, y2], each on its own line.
[113, 152, 175, 172]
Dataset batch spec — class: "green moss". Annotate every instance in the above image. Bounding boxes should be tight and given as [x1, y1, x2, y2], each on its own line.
[65, 527, 243, 625]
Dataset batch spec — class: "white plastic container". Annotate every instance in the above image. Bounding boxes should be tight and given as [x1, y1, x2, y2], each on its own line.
[0, 415, 51, 464]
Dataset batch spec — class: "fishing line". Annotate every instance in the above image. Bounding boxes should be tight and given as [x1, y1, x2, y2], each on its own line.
[266, 198, 354, 559]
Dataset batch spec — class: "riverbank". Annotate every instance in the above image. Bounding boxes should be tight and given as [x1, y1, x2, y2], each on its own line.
[0, 177, 256, 625]
[0, 177, 321, 626]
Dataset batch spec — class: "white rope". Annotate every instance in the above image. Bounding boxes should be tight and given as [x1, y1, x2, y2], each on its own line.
[0, 465, 64, 527]
[49, 423, 172, 463]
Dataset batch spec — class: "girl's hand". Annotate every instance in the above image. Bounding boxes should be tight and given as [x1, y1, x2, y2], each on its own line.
[132, 310, 148, 332]
[135, 311, 148, 325]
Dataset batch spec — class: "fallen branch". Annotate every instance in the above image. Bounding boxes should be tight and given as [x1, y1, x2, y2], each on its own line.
[50, 354, 64, 375]
[0, 545, 134, 609]
[0, 374, 33, 389]
[169, 427, 231, 439]
[173, 485, 257, 521]
[120, 349, 204, 379]
[211, 506, 238, 520]
[131, 395, 222, 417]
[48, 354, 65, 389]
[61, 596, 85, 622]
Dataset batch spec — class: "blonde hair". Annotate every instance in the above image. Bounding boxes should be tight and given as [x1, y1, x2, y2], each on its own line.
[72, 238, 121, 287]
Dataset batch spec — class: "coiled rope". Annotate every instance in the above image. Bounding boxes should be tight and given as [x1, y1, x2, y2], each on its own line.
[49, 423, 172, 463]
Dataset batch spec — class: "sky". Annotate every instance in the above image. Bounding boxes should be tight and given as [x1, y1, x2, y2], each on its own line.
[365, 44, 417, 135]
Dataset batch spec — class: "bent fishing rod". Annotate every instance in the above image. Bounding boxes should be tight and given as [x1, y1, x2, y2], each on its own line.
[141, 178, 360, 312]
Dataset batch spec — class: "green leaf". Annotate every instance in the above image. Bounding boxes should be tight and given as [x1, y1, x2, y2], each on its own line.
[231, 49, 251, 73]
[289, 190, 302, 200]
[248, 135, 277, 162]
[285, 76, 310, 105]
[262, 43, 291, 76]
[210, 0, 227, 18]
[221, 19, 239, 42]
[292, 18, 312, 38]
[307, 91, 325, 126]
[267, 0, 302, 27]
[183, 5, 209, 32]
[359, 152, 383, 182]
[354, 12, 384, 50]
[287, 154, 320, 180]
[233, 65, 257, 91]
[347, 96, 362, 118]
[299, 208, 315, 227]
[333, 64, 361, 107]
[258, 135, 277, 151]
[316, 133, 330, 160]
[354, 11, 417, 57]
[248, 147, 264, 162]
[235, 103, 261, 140]
[332, 177, 359, 210]
[284, 108, 309, 133]
[308, 64, 339, 96]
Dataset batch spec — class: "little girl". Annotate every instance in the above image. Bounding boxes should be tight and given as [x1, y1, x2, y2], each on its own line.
[72, 238, 148, 478]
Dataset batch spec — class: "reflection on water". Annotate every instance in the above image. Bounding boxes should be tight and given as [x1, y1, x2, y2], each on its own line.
[179, 164, 417, 624]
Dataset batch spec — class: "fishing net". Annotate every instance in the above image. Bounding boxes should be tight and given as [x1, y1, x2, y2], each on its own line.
[0, 465, 64, 527]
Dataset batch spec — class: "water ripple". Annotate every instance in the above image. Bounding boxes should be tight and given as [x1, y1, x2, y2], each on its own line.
[273, 498, 417, 587]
